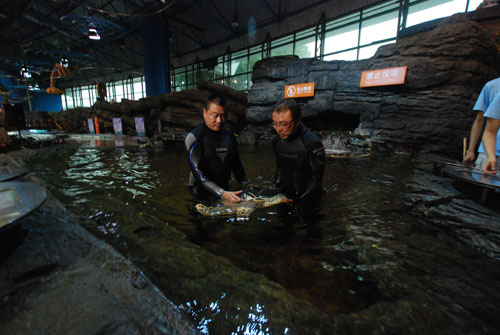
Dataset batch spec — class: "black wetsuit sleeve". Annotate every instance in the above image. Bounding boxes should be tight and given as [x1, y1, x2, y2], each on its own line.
[272, 136, 283, 187]
[231, 137, 247, 184]
[300, 138, 325, 199]
[185, 132, 226, 197]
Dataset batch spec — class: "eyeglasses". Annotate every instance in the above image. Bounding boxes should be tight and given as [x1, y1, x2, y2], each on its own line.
[272, 120, 294, 129]
[208, 113, 226, 120]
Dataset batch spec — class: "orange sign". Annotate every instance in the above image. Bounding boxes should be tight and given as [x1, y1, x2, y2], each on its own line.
[93, 117, 100, 134]
[285, 82, 315, 98]
[360, 66, 407, 88]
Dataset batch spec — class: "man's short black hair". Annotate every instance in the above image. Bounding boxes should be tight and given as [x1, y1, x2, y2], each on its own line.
[204, 94, 227, 111]
[272, 101, 301, 120]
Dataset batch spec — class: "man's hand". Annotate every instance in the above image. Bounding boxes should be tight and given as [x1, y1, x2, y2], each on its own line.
[463, 150, 476, 165]
[483, 157, 498, 174]
[222, 190, 243, 203]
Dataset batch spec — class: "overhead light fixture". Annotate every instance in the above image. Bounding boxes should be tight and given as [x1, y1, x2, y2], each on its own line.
[231, 1, 239, 29]
[20, 66, 31, 78]
[88, 25, 100, 40]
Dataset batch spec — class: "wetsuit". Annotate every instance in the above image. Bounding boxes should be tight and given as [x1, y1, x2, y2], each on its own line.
[185, 124, 247, 198]
[272, 123, 325, 199]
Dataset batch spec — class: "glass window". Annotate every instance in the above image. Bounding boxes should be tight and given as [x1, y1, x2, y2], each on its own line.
[174, 70, 186, 88]
[106, 85, 114, 101]
[407, 0, 466, 28]
[467, 0, 483, 11]
[249, 51, 262, 72]
[295, 35, 316, 59]
[325, 11, 360, 31]
[324, 23, 359, 55]
[133, 82, 143, 99]
[66, 89, 75, 109]
[186, 69, 194, 87]
[271, 43, 293, 57]
[229, 74, 248, 91]
[232, 56, 248, 75]
[115, 82, 124, 102]
[358, 41, 394, 59]
[60, 95, 67, 110]
[296, 27, 316, 40]
[232, 50, 247, 59]
[74, 87, 83, 107]
[223, 56, 230, 79]
[133, 77, 144, 100]
[214, 56, 224, 79]
[271, 34, 293, 48]
[323, 49, 358, 61]
[360, 3, 399, 46]
[199, 68, 213, 81]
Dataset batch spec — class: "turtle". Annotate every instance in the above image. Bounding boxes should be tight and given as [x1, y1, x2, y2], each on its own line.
[195, 193, 292, 218]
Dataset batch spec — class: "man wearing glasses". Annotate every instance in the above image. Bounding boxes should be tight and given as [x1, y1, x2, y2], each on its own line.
[185, 94, 247, 203]
[271, 101, 325, 199]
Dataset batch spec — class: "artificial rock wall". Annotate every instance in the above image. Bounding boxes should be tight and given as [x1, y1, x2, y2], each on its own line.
[52, 80, 247, 137]
[247, 14, 500, 155]
[53, 13, 500, 156]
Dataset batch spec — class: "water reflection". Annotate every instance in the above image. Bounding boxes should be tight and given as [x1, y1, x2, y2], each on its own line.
[29, 143, 500, 334]
[183, 294, 275, 335]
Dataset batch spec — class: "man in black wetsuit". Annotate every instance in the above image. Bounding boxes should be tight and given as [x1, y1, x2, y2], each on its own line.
[185, 94, 247, 203]
[271, 101, 325, 200]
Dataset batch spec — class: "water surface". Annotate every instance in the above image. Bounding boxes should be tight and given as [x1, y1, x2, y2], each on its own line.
[30, 142, 500, 334]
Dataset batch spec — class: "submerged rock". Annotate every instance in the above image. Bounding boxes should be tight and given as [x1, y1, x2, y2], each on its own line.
[248, 13, 500, 156]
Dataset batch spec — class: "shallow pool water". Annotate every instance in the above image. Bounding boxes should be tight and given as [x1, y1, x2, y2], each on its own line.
[30, 142, 500, 334]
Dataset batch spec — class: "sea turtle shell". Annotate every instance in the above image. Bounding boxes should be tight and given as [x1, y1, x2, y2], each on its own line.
[195, 193, 292, 217]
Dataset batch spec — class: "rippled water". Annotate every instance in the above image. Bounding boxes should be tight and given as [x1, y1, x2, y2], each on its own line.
[30, 142, 500, 334]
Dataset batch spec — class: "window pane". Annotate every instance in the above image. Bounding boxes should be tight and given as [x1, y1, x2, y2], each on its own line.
[133, 82, 143, 99]
[229, 74, 248, 91]
[359, 41, 394, 59]
[360, 11, 398, 46]
[295, 35, 316, 58]
[296, 27, 316, 40]
[467, 0, 483, 11]
[61, 95, 67, 110]
[74, 88, 82, 107]
[66, 99, 74, 110]
[231, 57, 248, 75]
[271, 43, 293, 57]
[186, 70, 195, 87]
[325, 11, 360, 30]
[115, 83, 124, 102]
[271, 34, 293, 48]
[214, 57, 224, 79]
[249, 51, 262, 72]
[407, 0, 466, 28]
[324, 23, 359, 55]
[323, 49, 358, 61]
[223, 56, 230, 78]
[175, 71, 185, 87]
[200, 68, 213, 81]
[232, 49, 247, 59]
[216, 78, 227, 86]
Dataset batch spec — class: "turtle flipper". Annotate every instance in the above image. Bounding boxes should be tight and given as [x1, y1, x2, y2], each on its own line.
[261, 194, 293, 207]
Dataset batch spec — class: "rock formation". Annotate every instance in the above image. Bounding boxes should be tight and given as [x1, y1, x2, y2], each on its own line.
[50, 12, 500, 157]
[51, 80, 247, 136]
[247, 13, 500, 156]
